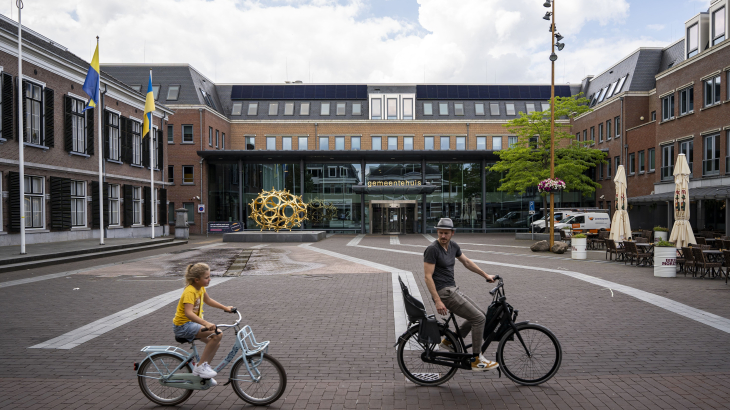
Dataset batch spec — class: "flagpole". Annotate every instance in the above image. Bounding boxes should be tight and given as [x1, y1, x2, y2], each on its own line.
[97, 36, 104, 245]
[17, 0, 25, 254]
[149, 69, 155, 239]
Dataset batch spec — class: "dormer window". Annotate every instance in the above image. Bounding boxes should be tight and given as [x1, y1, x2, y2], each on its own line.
[713, 6, 726, 45]
[687, 23, 699, 58]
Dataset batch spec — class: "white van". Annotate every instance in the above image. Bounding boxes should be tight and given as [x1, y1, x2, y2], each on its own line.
[554, 213, 611, 233]
[531, 211, 578, 232]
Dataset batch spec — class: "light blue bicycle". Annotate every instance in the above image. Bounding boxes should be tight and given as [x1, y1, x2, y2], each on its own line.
[135, 308, 287, 406]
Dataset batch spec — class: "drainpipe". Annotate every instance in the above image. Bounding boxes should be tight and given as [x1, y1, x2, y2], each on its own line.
[199, 108, 204, 234]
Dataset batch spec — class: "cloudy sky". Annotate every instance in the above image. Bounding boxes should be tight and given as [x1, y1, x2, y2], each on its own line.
[3, 0, 713, 84]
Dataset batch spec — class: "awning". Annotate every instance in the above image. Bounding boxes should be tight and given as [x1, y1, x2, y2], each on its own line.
[352, 184, 438, 195]
[628, 186, 730, 203]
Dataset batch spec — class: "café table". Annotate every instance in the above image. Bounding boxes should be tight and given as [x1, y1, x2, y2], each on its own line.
[700, 249, 724, 278]
[635, 243, 654, 266]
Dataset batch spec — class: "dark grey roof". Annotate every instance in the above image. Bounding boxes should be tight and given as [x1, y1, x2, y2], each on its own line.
[659, 39, 685, 73]
[629, 185, 730, 203]
[630, 49, 664, 91]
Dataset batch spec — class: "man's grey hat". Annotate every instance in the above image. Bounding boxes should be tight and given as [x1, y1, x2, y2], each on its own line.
[434, 218, 455, 230]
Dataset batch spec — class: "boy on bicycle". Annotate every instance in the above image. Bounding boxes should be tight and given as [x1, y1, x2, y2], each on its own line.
[423, 218, 499, 371]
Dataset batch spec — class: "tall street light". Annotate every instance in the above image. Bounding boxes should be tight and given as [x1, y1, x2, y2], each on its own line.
[544, 0, 563, 249]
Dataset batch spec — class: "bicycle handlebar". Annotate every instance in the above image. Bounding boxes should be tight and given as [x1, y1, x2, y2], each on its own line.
[489, 276, 504, 296]
[201, 307, 241, 336]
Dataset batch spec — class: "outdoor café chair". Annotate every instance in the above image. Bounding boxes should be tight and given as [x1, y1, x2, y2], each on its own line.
[642, 230, 653, 241]
[681, 247, 696, 277]
[635, 237, 648, 244]
[623, 241, 639, 266]
[721, 250, 730, 284]
[692, 248, 722, 279]
[605, 239, 625, 261]
[696, 237, 707, 246]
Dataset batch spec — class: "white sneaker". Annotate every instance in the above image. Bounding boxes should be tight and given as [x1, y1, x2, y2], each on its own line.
[193, 361, 217, 379]
[471, 355, 499, 371]
[208, 378, 218, 387]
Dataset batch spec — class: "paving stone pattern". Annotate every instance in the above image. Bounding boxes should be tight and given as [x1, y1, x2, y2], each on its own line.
[1, 234, 730, 409]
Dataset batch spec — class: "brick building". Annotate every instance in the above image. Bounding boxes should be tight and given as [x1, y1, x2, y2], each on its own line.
[0, 15, 173, 246]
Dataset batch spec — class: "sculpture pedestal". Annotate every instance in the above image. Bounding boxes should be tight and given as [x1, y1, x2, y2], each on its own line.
[223, 231, 326, 243]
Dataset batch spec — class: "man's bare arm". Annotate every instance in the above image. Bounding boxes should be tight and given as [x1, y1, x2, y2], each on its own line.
[424, 262, 448, 315]
[457, 254, 495, 282]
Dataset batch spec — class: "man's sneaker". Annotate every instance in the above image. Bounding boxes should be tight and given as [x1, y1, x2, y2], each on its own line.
[438, 338, 455, 352]
[471, 357, 499, 371]
[192, 362, 217, 379]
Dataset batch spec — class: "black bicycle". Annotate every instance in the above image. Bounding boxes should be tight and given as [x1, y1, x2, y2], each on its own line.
[395, 276, 562, 386]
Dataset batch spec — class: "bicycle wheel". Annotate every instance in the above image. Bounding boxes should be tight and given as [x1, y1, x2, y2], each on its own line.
[496, 323, 562, 386]
[137, 353, 193, 406]
[396, 326, 462, 386]
[230, 353, 287, 405]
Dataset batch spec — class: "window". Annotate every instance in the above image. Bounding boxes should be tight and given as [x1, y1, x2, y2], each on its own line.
[319, 136, 329, 150]
[381, 99, 395, 119]
[680, 86, 694, 115]
[337, 102, 346, 116]
[606, 82, 617, 99]
[505, 103, 515, 116]
[208, 127, 213, 146]
[328, 167, 337, 178]
[248, 103, 258, 115]
[628, 153, 636, 175]
[439, 102, 448, 115]
[424, 136, 434, 150]
[598, 161, 604, 179]
[454, 103, 464, 116]
[583, 130, 587, 141]
[300, 102, 310, 116]
[399, 99, 412, 119]
[371, 99, 382, 119]
[284, 102, 294, 116]
[606, 159, 612, 178]
[662, 94, 675, 121]
[649, 148, 656, 172]
[152, 129, 160, 169]
[490, 103, 500, 116]
[704, 75, 722, 107]
[267, 137, 276, 150]
[529, 136, 538, 147]
[704, 134, 721, 175]
[525, 103, 535, 114]
[477, 137, 486, 150]
[132, 186, 142, 225]
[541, 103, 550, 112]
[651, 111, 656, 121]
[246, 136, 255, 150]
[320, 102, 331, 116]
[298, 136, 308, 150]
[183, 202, 195, 224]
[371, 136, 381, 150]
[423, 102, 433, 116]
[614, 157, 620, 175]
[168, 202, 175, 225]
[475, 103, 485, 116]
[597, 87, 608, 103]
[231, 103, 242, 116]
[590, 127, 595, 141]
[508, 136, 518, 147]
[268, 102, 278, 116]
[661, 145, 675, 180]
[598, 123, 603, 142]
[106, 111, 120, 161]
[352, 103, 362, 116]
[132, 121, 142, 165]
[492, 136, 502, 151]
[167, 124, 173, 144]
[222, 133, 225, 149]
[70, 97, 86, 153]
[440, 136, 450, 150]
[727, 131, 730, 173]
[182, 166, 194, 184]
[282, 136, 292, 150]
[166, 85, 180, 100]
[131, 85, 141, 93]
[168, 165, 174, 183]
[616, 76, 627, 94]
[215, 130, 219, 148]
[70, 181, 85, 227]
[182, 125, 193, 143]
[403, 136, 413, 150]
[152, 85, 161, 100]
[388, 136, 397, 150]
[456, 136, 466, 150]
[688, 23, 699, 58]
[335, 136, 345, 151]
[615, 116, 621, 138]
[107, 184, 120, 226]
[351, 136, 361, 150]
[713, 7, 725, 45]
[639, 151, 645, 173]
[576, 132, 580, 140]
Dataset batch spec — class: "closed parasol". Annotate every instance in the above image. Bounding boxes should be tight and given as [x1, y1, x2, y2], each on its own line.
[669, 153, 696, 248]
[609, 165, 632, 242]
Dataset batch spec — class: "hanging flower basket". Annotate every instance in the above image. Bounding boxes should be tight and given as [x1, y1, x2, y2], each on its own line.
[538, 178, 566, 193]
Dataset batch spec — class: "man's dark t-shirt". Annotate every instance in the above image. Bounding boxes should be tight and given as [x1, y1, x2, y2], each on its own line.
[423, 240, 462, 291]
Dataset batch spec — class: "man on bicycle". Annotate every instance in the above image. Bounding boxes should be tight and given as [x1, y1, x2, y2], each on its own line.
[423, 218, 499, 371]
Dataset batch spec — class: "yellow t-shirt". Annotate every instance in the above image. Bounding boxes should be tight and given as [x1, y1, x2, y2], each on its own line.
[173, 285, 206, 326]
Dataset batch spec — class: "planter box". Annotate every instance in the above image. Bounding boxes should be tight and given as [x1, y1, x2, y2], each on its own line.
[654, 231, 668, 242]
[654, 247, 677, 277]
[571, 237, 587, 260]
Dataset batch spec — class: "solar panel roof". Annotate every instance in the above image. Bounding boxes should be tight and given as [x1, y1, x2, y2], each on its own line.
[231, 85, 367, 100]
[415, 85, 572, 100]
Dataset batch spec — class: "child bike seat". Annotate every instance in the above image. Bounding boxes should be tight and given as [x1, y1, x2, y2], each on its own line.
[398, 276, 428, 322]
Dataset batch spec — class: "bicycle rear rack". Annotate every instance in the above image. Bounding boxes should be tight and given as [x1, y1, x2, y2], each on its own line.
[141, 345, 190, 357]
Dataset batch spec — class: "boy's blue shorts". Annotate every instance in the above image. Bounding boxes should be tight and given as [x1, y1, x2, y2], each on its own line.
[173, 321, 202, 342]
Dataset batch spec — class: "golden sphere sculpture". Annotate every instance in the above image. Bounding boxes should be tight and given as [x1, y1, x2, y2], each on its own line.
[248, 187, 308, 232]
[307, 198, 338, 224]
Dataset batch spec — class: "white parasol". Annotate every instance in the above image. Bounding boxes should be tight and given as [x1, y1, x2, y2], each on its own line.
[669, 153, 696, 248]
[609, 165, 632, 242]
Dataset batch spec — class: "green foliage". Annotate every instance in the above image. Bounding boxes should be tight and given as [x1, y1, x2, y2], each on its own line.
[655, 240, 675, 247]
[653, 226, 668, 232]
[489, 93, 607, 196]
[572, 233, 587, 238]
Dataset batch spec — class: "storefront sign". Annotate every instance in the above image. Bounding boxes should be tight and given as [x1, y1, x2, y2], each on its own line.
[367, 180, 422, 187]
[208, 221, 243, 233]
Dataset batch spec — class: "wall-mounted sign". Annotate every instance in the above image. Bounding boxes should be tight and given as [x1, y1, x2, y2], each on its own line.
[367, 180, 422, 187]
[198, 204, 206, 213]
[208, 221, 243, 233]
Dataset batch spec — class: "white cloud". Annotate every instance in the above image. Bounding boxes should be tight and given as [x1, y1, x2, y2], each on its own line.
[647, 24, 665, 31]
[5, 0, 648, 85]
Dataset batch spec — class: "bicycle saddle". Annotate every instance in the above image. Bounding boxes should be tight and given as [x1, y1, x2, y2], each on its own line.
[175, 337, 193, 344]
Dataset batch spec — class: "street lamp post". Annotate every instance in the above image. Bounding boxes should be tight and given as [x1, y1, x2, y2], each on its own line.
[544, 0, 563, 249]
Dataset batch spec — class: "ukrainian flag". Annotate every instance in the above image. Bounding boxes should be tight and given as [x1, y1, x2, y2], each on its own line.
[82, 43, 100, 111]
[142, 73, 156, 137]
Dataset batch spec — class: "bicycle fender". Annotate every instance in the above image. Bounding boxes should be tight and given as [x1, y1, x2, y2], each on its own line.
[394, 325, 420, 347]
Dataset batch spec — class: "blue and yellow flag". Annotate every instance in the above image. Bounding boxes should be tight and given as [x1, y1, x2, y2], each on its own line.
[82, 43, 100, 111]
[142, 73, 156, 137]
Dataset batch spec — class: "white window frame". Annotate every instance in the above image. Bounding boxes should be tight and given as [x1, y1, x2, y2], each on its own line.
[403, 136, 413, 151]
[679, 86, 694, 115]
[133, 186, 142, 225]
[351, 136, 361, 151]
[328, 167, 337, 178]
[476, 136, 486, 150]
[182, 125, 193, 144]
[24, 175, 44, 229]
[107, 111, 121, 161]
[282, 136, 292, 150]
[107, 184, 120, 226]
[298, 136, 308, 151]
[24, 81, 43, 145]
[70, 97, 87, 153]
[71, 180, 86, 227]
[247, 102, 258, 115]
[267, 136, 276, 150]
[662, 95, 675, 121]
[704, 133, 721, 176]
[492, 136, 502, 151]
[182, 166, 194, 185]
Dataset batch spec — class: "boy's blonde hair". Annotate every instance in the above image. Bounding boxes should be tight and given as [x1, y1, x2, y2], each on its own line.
[184, 263, 210, 286]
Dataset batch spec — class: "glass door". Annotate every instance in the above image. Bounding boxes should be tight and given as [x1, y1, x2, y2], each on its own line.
[387, 207, 401, 234]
